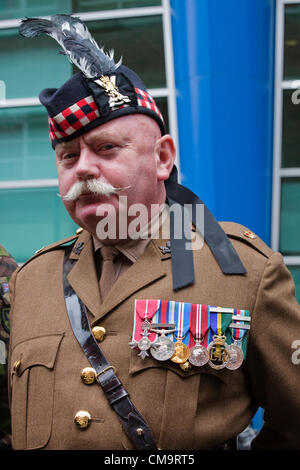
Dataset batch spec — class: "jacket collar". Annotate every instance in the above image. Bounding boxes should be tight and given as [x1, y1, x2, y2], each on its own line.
[67, 230, 169, 322]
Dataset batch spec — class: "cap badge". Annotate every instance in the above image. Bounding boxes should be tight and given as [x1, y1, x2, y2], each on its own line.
[94, 75, 131, 108]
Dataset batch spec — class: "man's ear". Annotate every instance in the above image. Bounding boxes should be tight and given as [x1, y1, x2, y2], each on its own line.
[155, 134, 176, 181]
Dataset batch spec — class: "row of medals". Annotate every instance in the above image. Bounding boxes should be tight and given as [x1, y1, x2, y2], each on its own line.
[129, 320, 244, 371]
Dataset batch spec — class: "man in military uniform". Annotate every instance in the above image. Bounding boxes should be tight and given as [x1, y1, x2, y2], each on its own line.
[0, 245, 17, 449]
[8, 15, 300, 450]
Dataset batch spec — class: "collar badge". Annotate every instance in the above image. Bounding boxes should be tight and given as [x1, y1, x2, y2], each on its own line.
[159, 241, 171, 255]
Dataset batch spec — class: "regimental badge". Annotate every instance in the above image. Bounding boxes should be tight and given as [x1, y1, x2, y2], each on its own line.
[207, 334, 229, 369]
[94, 75, 131, 108]
[130, 300, 251, 372]
[243, 230, 256, 239]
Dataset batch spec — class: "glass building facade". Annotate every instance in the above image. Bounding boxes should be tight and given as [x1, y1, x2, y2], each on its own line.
[0, 0, 173, 263]
[0, 0, 299, 299]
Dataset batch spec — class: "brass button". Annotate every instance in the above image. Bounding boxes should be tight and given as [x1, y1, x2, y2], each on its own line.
[13, 360, 21, 373]
[180, 361, 192, 372]
[76, 227, 83, 235]
[74, 410, 91, 429]
[92, 326, 106, 342]
[81, 367, 97, 385]
[136, 428, 144, 436]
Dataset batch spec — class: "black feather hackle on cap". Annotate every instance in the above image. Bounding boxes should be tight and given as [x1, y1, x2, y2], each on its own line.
[19, 14, 121, 78]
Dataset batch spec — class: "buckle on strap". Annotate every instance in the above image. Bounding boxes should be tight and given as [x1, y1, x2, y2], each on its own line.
[97, 365, 117, 377]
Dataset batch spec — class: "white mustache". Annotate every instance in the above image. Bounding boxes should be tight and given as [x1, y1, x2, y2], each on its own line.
[62, 178, 131, 201]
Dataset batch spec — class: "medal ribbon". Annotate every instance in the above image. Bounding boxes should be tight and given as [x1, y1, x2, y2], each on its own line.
[189, 303, 209, 348]
[172, 301, 191, 346]
[133, 299, 160, 343]
[133, 301, 250, 352]
[231, 309, 250, 356]
[209, 306, 234, 343]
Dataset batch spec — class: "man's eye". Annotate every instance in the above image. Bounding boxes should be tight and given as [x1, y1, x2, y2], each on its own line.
[99, 144, 115, 152]
[61, 153, 78, 160]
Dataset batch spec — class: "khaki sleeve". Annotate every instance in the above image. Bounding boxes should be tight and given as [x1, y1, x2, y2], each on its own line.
[245, 252, 300, 449]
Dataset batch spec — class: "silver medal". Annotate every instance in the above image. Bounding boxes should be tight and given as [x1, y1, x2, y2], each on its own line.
[189, 343, 209, 367]
[150, 326, 176, 362]
[150, 335, 175, 361]
[129, 319, 152, 359]
[226, 342, 244, 370]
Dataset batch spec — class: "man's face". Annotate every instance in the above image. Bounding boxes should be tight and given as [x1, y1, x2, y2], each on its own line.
[55, 114, 175, 240]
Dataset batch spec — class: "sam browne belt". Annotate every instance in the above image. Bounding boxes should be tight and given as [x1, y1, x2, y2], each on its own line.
[63, 248, 157, 450]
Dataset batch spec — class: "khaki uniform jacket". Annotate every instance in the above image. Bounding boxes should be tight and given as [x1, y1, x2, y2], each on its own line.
[8, 222, 300, 450]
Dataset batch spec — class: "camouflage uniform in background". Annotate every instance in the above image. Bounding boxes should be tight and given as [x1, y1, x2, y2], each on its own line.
[0, 245, 17, 449]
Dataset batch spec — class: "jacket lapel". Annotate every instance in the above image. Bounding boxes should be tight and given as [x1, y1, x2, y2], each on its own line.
[67, 230, 102, 318]
[93, 239, 167, 322]
[66, 230, 169, 322]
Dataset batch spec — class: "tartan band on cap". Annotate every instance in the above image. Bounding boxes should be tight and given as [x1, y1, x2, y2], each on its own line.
[49, 95, 99, 141]
[135, 88, 164, 123]
[48, 88, 163, 143]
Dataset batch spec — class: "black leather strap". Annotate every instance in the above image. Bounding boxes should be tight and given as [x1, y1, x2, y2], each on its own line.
[165, 166, 247, 291]
[167, 197, 195, 291]
[63, 248, 157, 450]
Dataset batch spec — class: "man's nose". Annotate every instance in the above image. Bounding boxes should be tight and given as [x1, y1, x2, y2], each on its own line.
[75, 148, 100, 180]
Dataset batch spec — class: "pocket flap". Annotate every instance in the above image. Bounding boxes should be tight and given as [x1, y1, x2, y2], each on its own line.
[11, 333, 64, 377]
[129, 349, 232, 384]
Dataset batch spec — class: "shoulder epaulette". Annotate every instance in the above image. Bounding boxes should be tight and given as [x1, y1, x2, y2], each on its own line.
[219, 221, 273, 259]
[17, 231, 81, 273]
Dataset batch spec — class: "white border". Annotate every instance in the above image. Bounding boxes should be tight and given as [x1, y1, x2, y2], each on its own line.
[0, 6, 164, 29]
[0, 97, 40, 108]
[284, 256, 300, 264]
[162, 0, 180, 176]
[280, 168, 300, 176]
[282, 79, 300, 88]
[0, 179, 58, 189]
[271, 0, 285, 252]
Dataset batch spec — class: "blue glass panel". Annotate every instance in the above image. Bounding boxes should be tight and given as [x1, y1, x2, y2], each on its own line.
[280, 178, 300, 256]
[0, 29, 71, 99]
[282, 89, 300, 168]
[86, 16, 165, 88]
[0, 187, 77, 264]
[0, 0, 71, 20]
[0, 106, 56, 180]
[284, 4, 300, 80]
[288, 266, 300, 305]
[73, 0, 161, 11]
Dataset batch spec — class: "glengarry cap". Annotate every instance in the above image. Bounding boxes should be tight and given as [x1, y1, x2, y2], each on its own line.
[19, 14, 165, 147]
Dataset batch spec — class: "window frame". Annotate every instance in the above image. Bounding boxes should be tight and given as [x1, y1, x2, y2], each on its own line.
[272, 0, 300, 267]
[0, 0, 179, 190]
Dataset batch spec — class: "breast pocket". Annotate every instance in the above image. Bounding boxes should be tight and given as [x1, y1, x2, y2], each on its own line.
[10, 333, 64, 450]
[129, 352, 232, 450]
